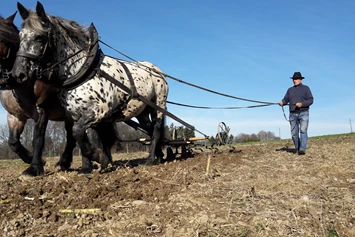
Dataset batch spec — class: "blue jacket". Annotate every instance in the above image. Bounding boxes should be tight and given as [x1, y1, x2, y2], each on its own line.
[282, 84, 314, 112]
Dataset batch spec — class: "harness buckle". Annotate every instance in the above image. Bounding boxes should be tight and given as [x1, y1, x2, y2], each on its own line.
[2, 69, 9, 80]
[36, 66, 43, 80]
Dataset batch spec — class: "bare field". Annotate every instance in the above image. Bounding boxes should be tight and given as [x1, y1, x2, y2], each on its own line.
[1, 134, 355, 236]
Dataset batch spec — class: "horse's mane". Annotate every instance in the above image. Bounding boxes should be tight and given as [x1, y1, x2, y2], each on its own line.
[22, 11, 89, 43]
[0, 16, 20, 44]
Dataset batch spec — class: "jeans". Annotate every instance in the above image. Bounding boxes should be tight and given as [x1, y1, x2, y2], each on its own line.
[289, 111, 309, 151]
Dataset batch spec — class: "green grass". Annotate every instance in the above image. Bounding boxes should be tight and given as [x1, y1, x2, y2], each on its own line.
[327, 228, 339, 237]
[230, 132, 355, 146]
[310, 132, 355, 139]
[0, 159, 28, 169]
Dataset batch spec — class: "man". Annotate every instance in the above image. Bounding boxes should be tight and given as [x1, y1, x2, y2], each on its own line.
[278, 72, 314, 155]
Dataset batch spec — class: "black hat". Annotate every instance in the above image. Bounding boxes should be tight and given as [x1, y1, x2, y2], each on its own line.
[290, 72, 305, 79]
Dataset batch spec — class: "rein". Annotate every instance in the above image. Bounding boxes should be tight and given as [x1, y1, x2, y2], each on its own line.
[41, 45, 87, 76]
[44, 38, 291, 128]
[167, 101, 272, 109]
[98, 40, 300, 124]
[15, 25, 291, 132]
[99, 40, 278, 106]
[15, 23, 100, 89]
[99, 69, 207, 137]
[282, 106, 290, 122]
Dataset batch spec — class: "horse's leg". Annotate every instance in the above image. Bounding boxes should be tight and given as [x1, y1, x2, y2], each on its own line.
[86, 124, 115, 171]
[72, 119, 107, 173]
[56, 120, 76, 171]
[22, 108, 48, 176]
[155, 115, 165, 159]
[7, 113, 32, 164]
[96, 123, 117, 165]
[86, 127, 111, 169]
[136, 107, 164, 165]
[83, 123, 117, 172]
[148, 112, 165, 164]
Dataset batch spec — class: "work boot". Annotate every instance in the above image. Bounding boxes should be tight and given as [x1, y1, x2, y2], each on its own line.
[298, 149, 306, 155]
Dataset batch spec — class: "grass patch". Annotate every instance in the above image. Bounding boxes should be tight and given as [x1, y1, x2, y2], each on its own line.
[0, 159, 28, 170]
[327, 228, 339, 237]
[310, 132, 355, 140]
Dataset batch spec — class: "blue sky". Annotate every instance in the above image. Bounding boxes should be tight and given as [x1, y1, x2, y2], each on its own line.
[1, 0, 355, 138]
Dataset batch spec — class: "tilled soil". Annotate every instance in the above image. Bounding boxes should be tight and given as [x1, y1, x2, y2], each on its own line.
[0, 134, 355, 236]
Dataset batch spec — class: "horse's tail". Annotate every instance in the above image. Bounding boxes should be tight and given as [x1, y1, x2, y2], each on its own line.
[159, 114, 167, 144]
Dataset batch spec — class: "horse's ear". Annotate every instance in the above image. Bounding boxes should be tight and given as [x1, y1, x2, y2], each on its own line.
[17, 2, 29, 20]
[36, 1, 49, 25]
[4, 11, 17, 24]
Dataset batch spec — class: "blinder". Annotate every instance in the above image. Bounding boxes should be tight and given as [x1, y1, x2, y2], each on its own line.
[0, 41, 12, 60]
[0, 40, 18, 89]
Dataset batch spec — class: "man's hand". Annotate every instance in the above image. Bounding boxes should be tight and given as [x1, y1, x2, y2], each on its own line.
[296, 102, 302, 108]
[278, 101, 283, 106]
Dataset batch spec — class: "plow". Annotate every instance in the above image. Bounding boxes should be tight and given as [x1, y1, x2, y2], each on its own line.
[121, 121, 233, 161]
[97, 40, 278, 163]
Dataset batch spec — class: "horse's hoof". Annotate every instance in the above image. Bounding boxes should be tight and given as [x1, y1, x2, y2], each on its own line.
[22, 165, 44, 176]
[145, 158, 160, 166]
[79, 167, 92, 174]
[56, 161, 71, 171]
[100, 159, 109, 170]
[96, 148, 103, 163]
[41, 158, 47, 166]
[100, 164, 115, 173]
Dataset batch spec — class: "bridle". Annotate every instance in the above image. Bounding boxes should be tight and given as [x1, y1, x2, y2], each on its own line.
[15, 25, 94, 86]
[15, 30, 55, 82]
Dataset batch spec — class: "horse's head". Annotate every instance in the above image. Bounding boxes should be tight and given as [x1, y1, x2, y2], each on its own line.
[13, 1, 94, 86]
[0, 12, 20, 88]
[12, 2, 56, 84]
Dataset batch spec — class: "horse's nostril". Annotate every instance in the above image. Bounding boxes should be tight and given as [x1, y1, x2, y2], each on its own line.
[17, 73, 26, 83]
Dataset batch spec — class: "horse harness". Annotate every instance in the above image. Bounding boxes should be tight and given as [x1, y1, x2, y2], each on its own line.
[13, 22, 205, 135]
[0, 39, 19, 89]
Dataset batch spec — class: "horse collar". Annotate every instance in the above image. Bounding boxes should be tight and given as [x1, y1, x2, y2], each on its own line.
[59, 23, 102, 90]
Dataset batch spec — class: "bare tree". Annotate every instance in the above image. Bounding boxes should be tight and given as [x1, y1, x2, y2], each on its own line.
[44, 121, 66, 157]
[0, 120, 35, 160]
[0, 124, 13, 160]
[21, 119, 35, 149]
[257, 130, 267, 141]
[0, 124, 9, 144]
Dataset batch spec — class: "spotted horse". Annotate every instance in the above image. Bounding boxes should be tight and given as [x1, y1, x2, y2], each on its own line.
[12, 2, 169, 173]
[0, 11, 118, 176]
[0, 12, 80, 176]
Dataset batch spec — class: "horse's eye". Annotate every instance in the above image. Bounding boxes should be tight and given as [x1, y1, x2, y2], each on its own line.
[35, 36, 43, 42]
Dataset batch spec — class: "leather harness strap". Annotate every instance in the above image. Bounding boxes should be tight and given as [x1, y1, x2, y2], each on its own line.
[118, 61, 138, 98]
[31, 23, 102, 90]
[99, 69, 200, 133]
[60, 24, 101, 90]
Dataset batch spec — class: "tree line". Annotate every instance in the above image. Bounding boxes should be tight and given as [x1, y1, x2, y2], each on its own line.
[0, 120, 279, 160]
